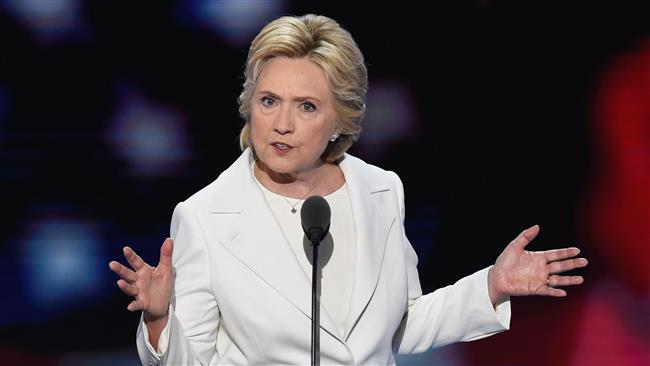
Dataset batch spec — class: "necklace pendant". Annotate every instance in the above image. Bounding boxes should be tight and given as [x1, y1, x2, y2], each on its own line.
[291, 207, 297, 214]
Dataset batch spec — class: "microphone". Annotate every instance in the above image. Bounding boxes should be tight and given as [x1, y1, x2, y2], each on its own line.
[300, 195, 330, 366]
[300, 195, 331, 244]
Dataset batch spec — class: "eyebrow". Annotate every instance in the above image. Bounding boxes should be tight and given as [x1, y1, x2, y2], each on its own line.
[257, 90, 321, 103]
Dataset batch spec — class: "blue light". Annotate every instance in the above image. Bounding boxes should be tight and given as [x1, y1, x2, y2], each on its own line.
[357, 80, 418, 159]
[176, 0, 287, 46]
[21, 217, 105, 307]
[106, 84, 191, 178]
[2, 0, 86, 44]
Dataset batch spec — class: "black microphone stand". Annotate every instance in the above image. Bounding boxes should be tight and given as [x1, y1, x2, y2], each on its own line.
[310, 232, 321, 366]
[301, 196, 330, 366]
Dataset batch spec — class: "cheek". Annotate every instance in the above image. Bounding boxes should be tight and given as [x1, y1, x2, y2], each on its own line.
[306, 130, 333, 156]
[250, 129, 267, 153]
[250, 113, 270, 140]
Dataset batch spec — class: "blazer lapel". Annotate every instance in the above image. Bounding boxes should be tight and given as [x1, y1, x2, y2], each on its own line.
[208, 150, 343, 343]
[339, 155, 396, 340]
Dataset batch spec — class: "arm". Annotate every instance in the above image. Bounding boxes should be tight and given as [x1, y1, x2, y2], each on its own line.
[389, 172, 511, 354]
[136, 201, 221, 365]
[390, 172, 588, 354]
[394, 259, 511, 353]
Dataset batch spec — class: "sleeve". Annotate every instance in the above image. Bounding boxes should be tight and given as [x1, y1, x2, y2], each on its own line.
[136, 201, 221, 366]
[139, 305, 172, 358]
[389, 172, 511, 354]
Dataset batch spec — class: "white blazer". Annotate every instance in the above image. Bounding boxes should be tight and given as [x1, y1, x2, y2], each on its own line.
[136, 149, 510, 365]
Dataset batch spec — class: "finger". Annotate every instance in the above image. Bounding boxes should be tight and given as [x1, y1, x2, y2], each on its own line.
[548, 275, 584, 287]
[123, 246, 147, 271]
[548, 257, 588, 274]
[543, 247, 581, 263]
[158, 238, 174, 271]
[108, 261, 137, 282]
[127, 299, 143, 312]
[510, 224, 540, 249]
[537, 286, 567, 297]
[117, 279, 139, 297]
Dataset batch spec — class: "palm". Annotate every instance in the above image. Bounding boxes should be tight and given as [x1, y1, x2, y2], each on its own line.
[489, 225, 588, 305]
[109, 238, 174, 320]
[495, 247, 553, 296]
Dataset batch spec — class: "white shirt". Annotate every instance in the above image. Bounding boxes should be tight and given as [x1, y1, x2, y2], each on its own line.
[254, 174, 357, 339]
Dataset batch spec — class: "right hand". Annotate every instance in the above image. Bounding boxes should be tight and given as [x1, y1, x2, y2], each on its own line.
[109, 238, 174, 322]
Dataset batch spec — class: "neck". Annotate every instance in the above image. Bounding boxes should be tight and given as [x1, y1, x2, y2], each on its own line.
[253, 160, 343, 199]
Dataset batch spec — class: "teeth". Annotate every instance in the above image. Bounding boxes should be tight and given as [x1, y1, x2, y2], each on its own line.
[274, 143, 288, 148]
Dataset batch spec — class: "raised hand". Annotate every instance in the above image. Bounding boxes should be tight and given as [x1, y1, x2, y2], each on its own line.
[109, 238, 174, 322]
[488, 225, 588, 305]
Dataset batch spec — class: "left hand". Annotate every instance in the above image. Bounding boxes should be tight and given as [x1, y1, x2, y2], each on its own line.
[488, 225, 588, 305]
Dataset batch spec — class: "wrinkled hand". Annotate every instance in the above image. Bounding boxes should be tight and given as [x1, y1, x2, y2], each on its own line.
[109, 238, 174, 321]
[488, 225, 588, 305]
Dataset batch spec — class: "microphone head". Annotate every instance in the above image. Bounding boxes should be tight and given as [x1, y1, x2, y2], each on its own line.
[300, 195, 331, 243]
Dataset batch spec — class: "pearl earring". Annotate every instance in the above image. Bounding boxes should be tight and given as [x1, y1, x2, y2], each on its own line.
[329, 134, 339, 142]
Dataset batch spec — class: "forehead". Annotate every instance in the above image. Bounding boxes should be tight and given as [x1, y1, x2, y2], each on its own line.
[256, 57, 331, 98]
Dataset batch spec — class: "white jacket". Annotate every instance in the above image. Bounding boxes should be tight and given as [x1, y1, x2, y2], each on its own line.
[136, 149, 510, 365]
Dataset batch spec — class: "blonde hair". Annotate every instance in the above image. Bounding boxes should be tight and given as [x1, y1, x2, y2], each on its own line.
[238, 14, 367, 162]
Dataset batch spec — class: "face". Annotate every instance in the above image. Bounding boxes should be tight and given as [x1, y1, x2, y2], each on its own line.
[250, 56, 338, 178]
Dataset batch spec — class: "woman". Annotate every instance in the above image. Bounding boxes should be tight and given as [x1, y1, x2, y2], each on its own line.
[109, 14, 587, 365]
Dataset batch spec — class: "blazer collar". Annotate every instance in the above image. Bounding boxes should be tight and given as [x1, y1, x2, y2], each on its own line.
[207, 150, 392, 212]
[208, 149, 395, 342]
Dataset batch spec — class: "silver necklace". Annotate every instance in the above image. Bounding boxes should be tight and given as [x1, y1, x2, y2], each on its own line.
[283, 196, 302, 214]
[281, 183, 318, 213]
[253, 161, 317, 214]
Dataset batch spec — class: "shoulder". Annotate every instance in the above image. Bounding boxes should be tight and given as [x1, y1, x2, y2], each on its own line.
[340, 153, 403, 189]
[178, 150, 252, 213]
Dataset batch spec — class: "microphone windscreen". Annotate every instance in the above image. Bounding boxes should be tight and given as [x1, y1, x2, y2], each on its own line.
[300, 195, 331, 241]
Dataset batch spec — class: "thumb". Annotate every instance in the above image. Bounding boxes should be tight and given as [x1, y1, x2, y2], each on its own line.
[511, 224, 540, 249]
[158, 238, 174, 271]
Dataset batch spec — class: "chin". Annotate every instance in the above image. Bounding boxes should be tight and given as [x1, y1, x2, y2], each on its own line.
[256, 154, 294, 174]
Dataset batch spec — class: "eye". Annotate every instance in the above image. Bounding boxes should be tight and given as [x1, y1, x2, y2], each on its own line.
[261, 96, 276, 107]
[301, 102, 316, 112]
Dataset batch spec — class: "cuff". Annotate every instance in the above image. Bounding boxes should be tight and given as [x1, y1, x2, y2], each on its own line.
[141, 305, 173, 358]
[482, 266, 511, 330]
[492, 296, 511, 329]
[461, 266, 512, 342]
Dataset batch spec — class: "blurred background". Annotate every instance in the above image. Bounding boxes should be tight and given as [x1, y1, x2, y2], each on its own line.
[0, 1, 648, 365]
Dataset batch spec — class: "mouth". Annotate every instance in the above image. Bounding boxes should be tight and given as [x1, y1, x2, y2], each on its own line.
[271, 142, 293, 150]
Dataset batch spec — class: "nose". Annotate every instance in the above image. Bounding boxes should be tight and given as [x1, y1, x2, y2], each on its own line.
[273, 105, 294, 135]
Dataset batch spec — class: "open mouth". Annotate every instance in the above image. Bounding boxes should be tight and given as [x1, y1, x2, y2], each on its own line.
[272, 142, 292, 150]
